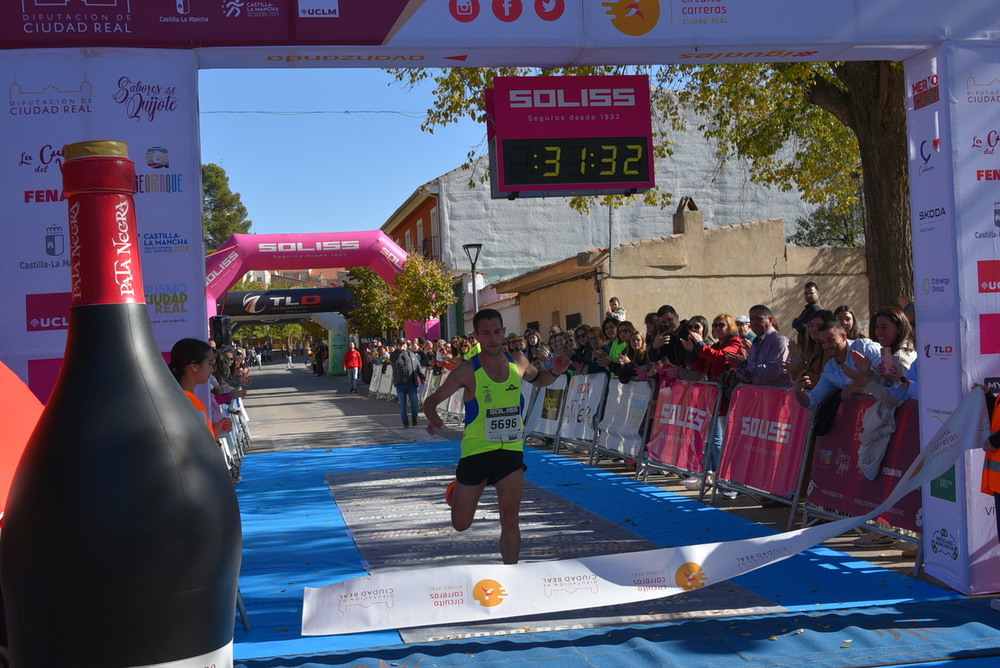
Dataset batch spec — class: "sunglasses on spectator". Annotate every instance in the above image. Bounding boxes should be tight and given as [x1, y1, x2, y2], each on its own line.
[712, 323, 726, 328]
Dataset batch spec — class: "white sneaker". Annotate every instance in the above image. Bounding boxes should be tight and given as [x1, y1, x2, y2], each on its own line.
[721, 490, 739, 499]
[682, 476, 703, 490]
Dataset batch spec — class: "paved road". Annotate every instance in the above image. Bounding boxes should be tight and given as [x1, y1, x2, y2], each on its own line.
[239, 360, 924, 579]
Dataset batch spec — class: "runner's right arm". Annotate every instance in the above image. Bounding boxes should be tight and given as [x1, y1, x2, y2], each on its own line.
[422, 361, 474, 435]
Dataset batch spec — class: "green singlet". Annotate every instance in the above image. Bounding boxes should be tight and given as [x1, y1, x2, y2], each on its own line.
[461, 352, 524, 458]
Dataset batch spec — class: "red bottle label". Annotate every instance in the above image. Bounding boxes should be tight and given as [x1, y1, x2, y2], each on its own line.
[63, 155, 145, 307]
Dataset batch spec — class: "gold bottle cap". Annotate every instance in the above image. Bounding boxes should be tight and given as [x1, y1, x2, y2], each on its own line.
[63, 140, 130, 160]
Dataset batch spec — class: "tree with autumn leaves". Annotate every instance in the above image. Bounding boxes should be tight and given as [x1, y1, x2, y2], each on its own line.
[388, 62, 911, 315]
[346, 253, 456, 338]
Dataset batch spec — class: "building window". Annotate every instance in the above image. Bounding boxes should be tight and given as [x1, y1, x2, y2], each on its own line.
[404, 229, 412, 251]
[527, 321, 539, 333]
[566, 313, 582, 330]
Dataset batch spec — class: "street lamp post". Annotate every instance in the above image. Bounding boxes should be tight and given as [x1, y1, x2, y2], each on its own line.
[462, 243, 483, 316]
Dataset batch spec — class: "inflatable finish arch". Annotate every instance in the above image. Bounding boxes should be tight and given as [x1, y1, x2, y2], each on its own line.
[205, 231, 407, 316]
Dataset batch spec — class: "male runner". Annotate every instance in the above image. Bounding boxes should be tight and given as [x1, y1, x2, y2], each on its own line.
[424, 308, 571, 564]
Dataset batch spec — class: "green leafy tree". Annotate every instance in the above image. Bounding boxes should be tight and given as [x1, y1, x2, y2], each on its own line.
[230, 277, 263, 292]
[789, 200, 865, 248]
[345, 267, 401, 337]
[391, 253, 457, 334]
[202, 163, 252, 253]
[388, 61, 910, 314]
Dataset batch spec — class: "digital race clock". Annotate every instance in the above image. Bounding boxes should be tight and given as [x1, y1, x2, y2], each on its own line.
[487, 75, 654, 199]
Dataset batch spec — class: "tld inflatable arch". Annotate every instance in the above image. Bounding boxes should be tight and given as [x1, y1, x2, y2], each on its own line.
[205, 231, 407, 315]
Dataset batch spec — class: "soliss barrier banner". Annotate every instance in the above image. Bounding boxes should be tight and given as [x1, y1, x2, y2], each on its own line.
[301, 390, 990, 636]
[524, 375, 568, 439]
[596, 379, 653, 461]
[558, 373, 609, 444]
[806, 396, 922, 533]
[719, 386, 811, 498]
[646, 381, 721, 473]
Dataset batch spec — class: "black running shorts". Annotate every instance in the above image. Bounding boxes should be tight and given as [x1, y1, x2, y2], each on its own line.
[455, 448, 527, 487]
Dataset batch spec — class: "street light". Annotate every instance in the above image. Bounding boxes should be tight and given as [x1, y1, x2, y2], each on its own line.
[462, 243, 483, 315]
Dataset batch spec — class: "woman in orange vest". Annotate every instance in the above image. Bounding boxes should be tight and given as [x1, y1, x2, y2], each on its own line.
[169, 338, 233, 439]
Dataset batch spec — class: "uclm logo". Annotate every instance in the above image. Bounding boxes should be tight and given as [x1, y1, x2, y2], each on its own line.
[25, 292, 71, 332]
[978, 259, 1000, 293]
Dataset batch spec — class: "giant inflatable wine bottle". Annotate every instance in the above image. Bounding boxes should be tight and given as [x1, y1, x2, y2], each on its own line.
[1, 141, 242, 667]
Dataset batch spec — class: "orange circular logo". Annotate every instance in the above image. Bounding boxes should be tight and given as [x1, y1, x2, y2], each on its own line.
[674, 562, 708, 590]
[472, 578, 508, 607]
[602, 0, 660, 36]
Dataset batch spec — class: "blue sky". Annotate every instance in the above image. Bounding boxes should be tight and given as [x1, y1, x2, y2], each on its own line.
[197, 68, 486, 236]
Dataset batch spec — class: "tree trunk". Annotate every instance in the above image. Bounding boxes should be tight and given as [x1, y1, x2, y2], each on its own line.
[835, 62, 913, 321]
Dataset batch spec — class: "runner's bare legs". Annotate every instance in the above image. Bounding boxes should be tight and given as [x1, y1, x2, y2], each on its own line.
[450, 481, 487, 532]
[494, 469, 525, 564]
[449, 470, 523, 564]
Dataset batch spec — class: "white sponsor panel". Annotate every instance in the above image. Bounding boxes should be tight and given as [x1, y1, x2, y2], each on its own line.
[937, 43, 1000, 594]
[558, 373, 607, 444]
[523, 374, 567, 439]
[0, 48, 204, 399]
[597, 379, 652, 460]
[302, 390, 989, 635]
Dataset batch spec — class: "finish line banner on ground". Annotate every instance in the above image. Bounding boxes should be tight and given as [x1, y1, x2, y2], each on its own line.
[302, 390, 989, 636]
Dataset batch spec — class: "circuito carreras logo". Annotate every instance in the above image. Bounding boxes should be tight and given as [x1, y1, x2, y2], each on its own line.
[674, 562, 707, 590]
[603, 0, 660, 36]
[472, 578, 507, 607]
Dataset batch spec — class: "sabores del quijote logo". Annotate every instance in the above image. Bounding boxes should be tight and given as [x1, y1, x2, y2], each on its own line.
[111, 76, 179, 123]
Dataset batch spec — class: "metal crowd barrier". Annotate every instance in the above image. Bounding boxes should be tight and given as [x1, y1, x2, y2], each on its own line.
[355, 363, 925, 536]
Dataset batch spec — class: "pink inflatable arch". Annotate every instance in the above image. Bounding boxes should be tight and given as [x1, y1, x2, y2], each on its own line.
[205, 231, 408, 314]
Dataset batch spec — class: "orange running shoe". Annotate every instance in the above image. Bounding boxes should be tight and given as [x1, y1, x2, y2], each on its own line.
[445, 481, 457, 507]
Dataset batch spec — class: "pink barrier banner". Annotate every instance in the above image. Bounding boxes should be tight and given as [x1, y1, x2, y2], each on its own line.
[719, 386, 810, 497]
[646, 381, 719, 473]
[807, 396, 922, 532]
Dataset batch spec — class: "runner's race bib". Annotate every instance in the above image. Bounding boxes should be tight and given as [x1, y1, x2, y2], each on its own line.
[485, 406, 522, 442]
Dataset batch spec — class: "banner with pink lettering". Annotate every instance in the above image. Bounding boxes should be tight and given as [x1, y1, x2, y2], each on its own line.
[806, 396, 922, 532]
[0, 48, 204, 402]
[719, 386, 811, 497]
[645, 381, 720, 473]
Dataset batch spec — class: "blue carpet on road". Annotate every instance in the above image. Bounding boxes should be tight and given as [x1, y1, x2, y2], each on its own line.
[232, 442, 1000, 667]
